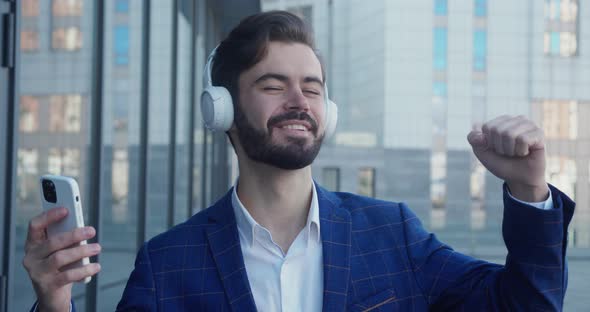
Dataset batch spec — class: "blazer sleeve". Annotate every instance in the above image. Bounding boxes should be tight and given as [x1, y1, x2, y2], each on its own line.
[116, 242, 158, 311]
[402, 183, 575, 311]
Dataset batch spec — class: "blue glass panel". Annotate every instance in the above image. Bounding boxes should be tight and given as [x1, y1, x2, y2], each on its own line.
[116, 0, 130, 13]
[474, 30, 487, 71]
[552, 0, 560, 20]
[433, 81, 447, 97]
[551, 31, 560, 54]
[434, 0, 448, 16]
[114, 25, 129, 65]
[474, 0, 487, 16]
[433, 28, 447, 70]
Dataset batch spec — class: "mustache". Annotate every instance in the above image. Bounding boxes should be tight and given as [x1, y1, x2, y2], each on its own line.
[267, 111, 318, 134]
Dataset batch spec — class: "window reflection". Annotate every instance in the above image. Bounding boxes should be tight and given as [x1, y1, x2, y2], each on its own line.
[357, 167, 375, 197]
[114, 26, 130, 65]
[544, 0, 578, 57]
[21, 31, 39, 52]
[49, 95, 82, 132]
[23, 0, 40, 17]
[542, 100, 577, 140]
[52, 0, 84, 17]
[433, 28, 447, 70]
[19, 96, 39, 132]
[52, 27, 83, 51]
[547, 156, 577, 200]
[322, 167, 340, 192]
[112, 149, 129, 223]
[434, 0, 448, 16]
[474, 0, 487, 17]
[115, 0, 130, 13]
[48, 148, 81, 178]
[287, 5, 313, 28]
[473, 30, 486, 71]
[16, 149, 39, 205]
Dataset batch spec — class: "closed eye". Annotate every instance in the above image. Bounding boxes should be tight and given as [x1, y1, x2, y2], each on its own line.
[304, 89, 321, 96]
[263, 87, 283, 91]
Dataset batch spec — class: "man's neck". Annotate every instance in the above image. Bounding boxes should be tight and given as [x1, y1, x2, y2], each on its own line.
[236, 159, 314, 252]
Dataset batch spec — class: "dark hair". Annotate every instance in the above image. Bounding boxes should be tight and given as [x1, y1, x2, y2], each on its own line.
[211, 10, 324, 102]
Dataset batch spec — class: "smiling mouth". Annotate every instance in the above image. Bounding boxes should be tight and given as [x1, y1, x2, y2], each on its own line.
[280, 124, 308, 131]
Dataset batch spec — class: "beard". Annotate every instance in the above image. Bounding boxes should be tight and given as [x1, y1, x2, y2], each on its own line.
[233, 104, 324, 170]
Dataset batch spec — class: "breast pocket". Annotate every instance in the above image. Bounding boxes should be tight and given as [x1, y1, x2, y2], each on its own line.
[349, 289, 398, 312]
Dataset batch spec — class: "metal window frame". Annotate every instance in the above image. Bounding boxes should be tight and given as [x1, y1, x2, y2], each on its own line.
[167, 0, 179, 229]
[85, 0, 105, 310]
[2, 1, 18, 311]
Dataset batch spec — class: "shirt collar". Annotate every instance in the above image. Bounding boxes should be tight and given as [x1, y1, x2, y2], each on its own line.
[231, 178, 321, 247]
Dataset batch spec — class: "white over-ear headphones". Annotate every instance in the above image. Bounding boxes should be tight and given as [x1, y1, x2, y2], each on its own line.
[200, 46, 338, 139]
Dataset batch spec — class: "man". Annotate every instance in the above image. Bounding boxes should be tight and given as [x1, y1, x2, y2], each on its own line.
[25, 11, 574, 311]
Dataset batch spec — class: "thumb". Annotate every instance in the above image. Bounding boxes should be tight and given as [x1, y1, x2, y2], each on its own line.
[467, 130, 487, 149]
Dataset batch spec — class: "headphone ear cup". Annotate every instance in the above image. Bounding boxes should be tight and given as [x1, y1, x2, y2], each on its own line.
[200, 86, 234, 131]
[324, 99, 338, 139]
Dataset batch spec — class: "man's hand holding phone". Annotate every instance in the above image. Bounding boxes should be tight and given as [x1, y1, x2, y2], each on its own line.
[22, 175, 102, 311]
[23, 207, 102, 311]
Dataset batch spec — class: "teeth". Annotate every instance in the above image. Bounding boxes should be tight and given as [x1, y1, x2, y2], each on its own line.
[283, 124, 307, 131]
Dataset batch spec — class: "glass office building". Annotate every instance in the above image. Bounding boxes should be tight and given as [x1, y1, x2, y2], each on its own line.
[0, 0, 588, 311]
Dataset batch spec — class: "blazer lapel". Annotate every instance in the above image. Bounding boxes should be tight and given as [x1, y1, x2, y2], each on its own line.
[317, 184, 352, 311]
[206, 189, 257, 312]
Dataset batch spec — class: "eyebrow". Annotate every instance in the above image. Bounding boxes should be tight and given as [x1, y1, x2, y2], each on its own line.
[253, 73, 324, 87]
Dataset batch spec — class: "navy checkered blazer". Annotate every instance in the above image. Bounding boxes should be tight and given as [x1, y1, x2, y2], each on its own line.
[113, 183, 574, 311]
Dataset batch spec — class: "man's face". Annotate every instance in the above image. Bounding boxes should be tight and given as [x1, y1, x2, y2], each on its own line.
[232, 42, 326, 170]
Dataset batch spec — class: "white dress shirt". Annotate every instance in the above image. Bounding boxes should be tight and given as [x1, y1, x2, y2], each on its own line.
[232, 182, 324, 312]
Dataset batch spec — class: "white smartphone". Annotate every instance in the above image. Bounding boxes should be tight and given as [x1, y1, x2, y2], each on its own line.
[39, 174, 91, 283]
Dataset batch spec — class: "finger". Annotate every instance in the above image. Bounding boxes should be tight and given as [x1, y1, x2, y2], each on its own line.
[497, 116, 531, 156]
[523, 128, 545, 152]
[45, 243, 101, 272]
[37, 227, 96, 259]
[54, 263, 101, 288]
[481, 115, 510, 151]
[487, 116, 522, 155]
[26, 207, 68, 245]
[513, 125, 539, 156]
[467, 130, 488, 149]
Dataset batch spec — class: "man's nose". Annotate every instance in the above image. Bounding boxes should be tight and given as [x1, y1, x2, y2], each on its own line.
[286, 88, 311, 112]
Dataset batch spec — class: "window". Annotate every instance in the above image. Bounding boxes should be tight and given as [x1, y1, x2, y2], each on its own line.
[17, 149, 39, 205]
[474, 0, 487, 17]
[114, 26, 130, 65]
[473, 30, 487, 71]
[19, 96, 39, 132]
[322, 167, 340, 192]
[52, 0, 83, 17]
[48, 148, 81, 178]
[542, 100, 577, 140]
[288, 5, 313, 29]
[430, 151, 446, 209]
[115, 0, 130, 13]
[470, 160, 485, 201]
[433, 81, 447, 97]
[433, 28, 447, 70]
[22, 0, 40, 17]
[49, 95, 82, 132]
[546, 156, 576, 200]
[544, 0, 578, 57]
[21, 30, 40, 52]
[111, 148, 129, 212]
[434, 0, 448, 16]
[357, 168, 375, 197]
[113, 93, 129, 131]
[545, 0, 578, 22]
[52, 27, 83, 51]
